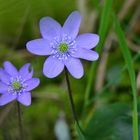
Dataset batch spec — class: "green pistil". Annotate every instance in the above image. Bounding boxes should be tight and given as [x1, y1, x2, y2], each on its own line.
[12, 81, 21, 90]
[58, 43, 68, 53]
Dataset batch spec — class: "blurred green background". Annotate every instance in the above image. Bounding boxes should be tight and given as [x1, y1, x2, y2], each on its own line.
[0, 0, 140, 140]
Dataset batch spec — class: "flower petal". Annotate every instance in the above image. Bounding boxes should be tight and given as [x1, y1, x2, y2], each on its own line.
[25, 78, 40, 91]
[63, 11, 81, 39]
[76, 33, 99, 49]
[71, 48, 99, 61]
[3, 61, 18, 77]
[43, 56, 64, 78]
[64, 57, 83, 79]
[0, 82, 8, 93]
[0, 68, 10, 84]
[0, 93, 16, 106]
[40, 17, 61, 40]
[17, 92, 31, 106]
[19, 63, 33, 81]
[26, 39, 53, 56]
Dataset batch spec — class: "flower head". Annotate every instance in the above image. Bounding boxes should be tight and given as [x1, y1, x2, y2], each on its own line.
[0, 61, 40, 106]
[26, 11, 99, 79]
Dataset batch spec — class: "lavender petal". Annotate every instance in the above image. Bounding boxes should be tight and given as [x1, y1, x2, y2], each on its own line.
[76, 33, 99, 49]
[40, 17, 61, 40]
[0, 68, 10, 84]
[25, 78, 40, 91]
[64, 57, 83, 79]
[0, 82, 8, 93]
[43, 56, 64, 78]
[4, 61, 18, 77]
[26, 39, 53, 56]
[63, 11, 81, 39]
[0, 93, 16, 106]
[19, 63, 33, 81]
[72, 48, 99, 61]
[17, 92, 31, 106]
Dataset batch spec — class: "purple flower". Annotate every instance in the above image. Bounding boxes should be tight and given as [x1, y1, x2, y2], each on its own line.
[26, 11, 99, 79]
[0, 61, 40, 106]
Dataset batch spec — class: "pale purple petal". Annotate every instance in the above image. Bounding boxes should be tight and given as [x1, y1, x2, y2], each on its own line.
[43, 56, 64, 78]
[3, 61, 18, 77]
[0, 68, 10, 84]
[76, 33, 99, 49]
[71, 48, 99, 61]
[63, 11, 81, 39]
[19, 64, 33, 81]
[0, 93, 16, 106]
[26, 39, 53, 56]
[64, 57, 83, 79]
[17, 92, 31, 106]
[40, 17, 61, 40]
[25, 78, 40, 91]
[0, 82, 8, 93]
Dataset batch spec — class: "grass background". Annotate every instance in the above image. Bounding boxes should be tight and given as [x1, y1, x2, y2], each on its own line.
[0, 0, 140, 140]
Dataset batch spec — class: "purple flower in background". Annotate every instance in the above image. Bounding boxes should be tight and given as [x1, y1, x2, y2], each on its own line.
[0, 61, 40, 106]
[26, 11, 99, 79]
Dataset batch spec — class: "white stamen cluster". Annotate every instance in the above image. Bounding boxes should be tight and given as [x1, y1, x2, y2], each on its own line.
[50, 35, 77, 60]
[8, 76, 27, 95]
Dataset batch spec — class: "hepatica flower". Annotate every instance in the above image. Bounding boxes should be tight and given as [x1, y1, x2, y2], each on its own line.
[26, 11, 99, 79]
[0, 61, 40, 106]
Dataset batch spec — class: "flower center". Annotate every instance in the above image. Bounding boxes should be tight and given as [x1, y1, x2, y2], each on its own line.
[12, 81, 21, 90]
[58, 43, 68, 53]
[50, 35, 77, 60]
[8, 76, 27, 95]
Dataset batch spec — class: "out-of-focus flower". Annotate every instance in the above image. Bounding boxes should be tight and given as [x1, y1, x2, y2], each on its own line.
[26, 11, 99, 79]
[0, 61, 40, 106]
[54, 112, 71, 140]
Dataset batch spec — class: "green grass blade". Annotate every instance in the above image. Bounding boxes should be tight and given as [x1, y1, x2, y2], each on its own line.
[87, 52, 140, 106]
[83, 0, 113, 115]
[113, 14, 138, 140]
[76, 123, 86, 140]
[98, 52, 140, 95]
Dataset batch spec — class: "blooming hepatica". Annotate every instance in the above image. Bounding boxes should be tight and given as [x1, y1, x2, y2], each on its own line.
[0, 61, 40, 106]
[26, 11, 99, 79]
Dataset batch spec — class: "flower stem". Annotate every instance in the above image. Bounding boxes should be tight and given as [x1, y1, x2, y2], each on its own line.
[133, 91, 138, 140]
[64, 68, 82, 131]
[17, 102, 24, 140]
